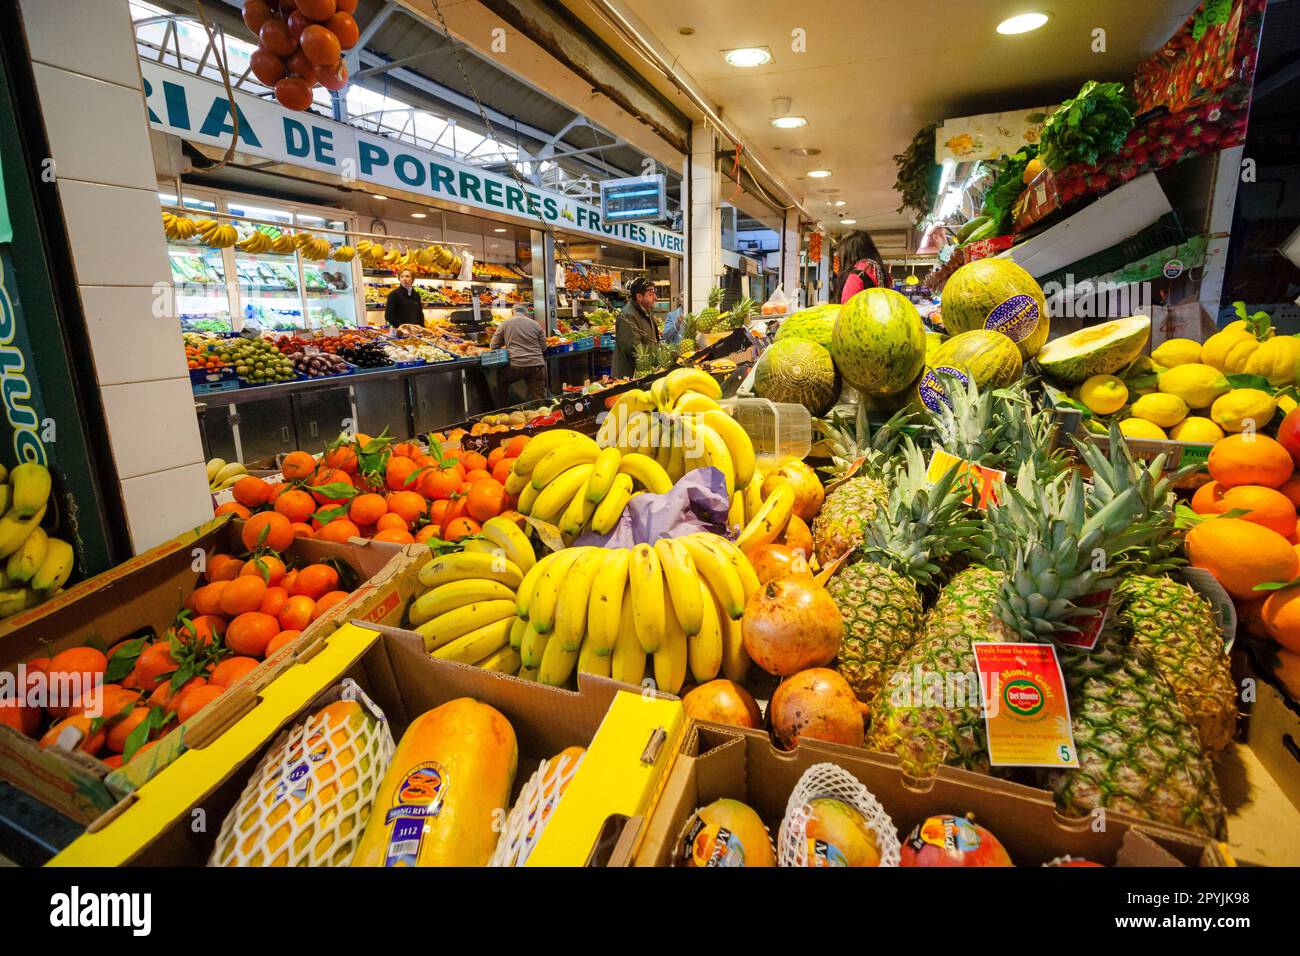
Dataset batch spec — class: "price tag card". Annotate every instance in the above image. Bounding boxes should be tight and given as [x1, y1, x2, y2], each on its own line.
[926, 450, 1006, 509]
[972, 642, 1078, 768]
[1055, 589, 1112, 651]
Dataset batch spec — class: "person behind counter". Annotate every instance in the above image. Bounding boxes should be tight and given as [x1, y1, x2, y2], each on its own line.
[384, 269, 424, 328]
[613, 276, 659, 377]
[490, 303, 548, 406]
[832, 230, 890, 304]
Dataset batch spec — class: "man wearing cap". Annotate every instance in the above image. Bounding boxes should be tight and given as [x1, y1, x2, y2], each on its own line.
[613, 277, 659, 378]
[490, 303, 548, 406]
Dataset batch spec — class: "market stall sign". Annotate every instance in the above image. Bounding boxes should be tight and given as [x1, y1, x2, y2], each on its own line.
[139, 62, 684, 257]
[934, 106, 1055, 163]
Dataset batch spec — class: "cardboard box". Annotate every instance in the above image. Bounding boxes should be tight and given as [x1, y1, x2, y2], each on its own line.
[0, 516, 425, 825]
[629, 721, 1230, 867]
[50, 623, 683, 866]
[1241, 652, 1300, 813]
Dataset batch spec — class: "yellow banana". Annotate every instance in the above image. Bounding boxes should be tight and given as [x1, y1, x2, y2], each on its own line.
[554, 549, 606, 651]
[0, 485, 11, 520]
[9, 462, 51, 519]
[595, 408, 624, 448]
[517, 479, 543, 516]
[0, 505, 47, 559]
[678, 415, 708, 475]
[653, 538, 702, 636]
[415, 599, 517, 653]
[728, 491, 746, 535]
[673, 390, 722, 414]
[615, 411, 651, 455]
[539, 625, 581, 686]
[652, 415, 674, 470]
[475, 644, 522, 674]
[0, 588, 33, 618]
[629, 543, 666, 653]
[559, 475, 598, 536]
[736, 482, 795, 551]
[689, 577, 724, 683]
[462, 538, 501, 557]
[6, 526, 47, 584]
[618, 453, 672, 495]
[519, 665, 539, 682]
[409, 578, 515, 627]
[695, 421, 736, 496]
[531, 464, 595, 524]
[650, 376, 671, 411]
[585, 548, 630, 654]
[652, 591, 688, 695]
[481, 516, 536, 573]
[678, 534, 745, 620]
[509, 615, 528, 650]
[515, 550, 561, 618]
[666, 439, 685, 482]
[577, 636, 611, 678]
[504, 466, 532, 497]
[665, 367, 721, 404]
[432, 616, 513, 663]
[592, 473, 634, 535]
[701, 409, 756, 490]
[512, 429, 591, 476]
[610, 389, 656, 416]
[696, 533, 761, 607]
[526, 546, 594, 634]
[744, 478, 765, 523]
[610, 588, 646, 686]
[521, 623, 550, 669]
[530, 440, 602, 490]
[714, 588, 750, 682]
[417, 551, 523, 590]
[586, 447, 623, 503]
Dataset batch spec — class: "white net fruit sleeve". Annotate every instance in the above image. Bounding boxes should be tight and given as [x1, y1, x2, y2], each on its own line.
[488, 748, 584, 867]
[777, 761, 901, 867]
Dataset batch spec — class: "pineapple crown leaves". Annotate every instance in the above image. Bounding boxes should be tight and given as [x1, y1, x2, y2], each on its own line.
[706, 286, 724, 309]
[992, 384, 1072, 482]
[926, 376, 1013, 468]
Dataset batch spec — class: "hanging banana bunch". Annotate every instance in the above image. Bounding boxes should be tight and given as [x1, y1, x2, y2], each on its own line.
[236, 227, 274, 254]
[197, 218, 238, 249]
[162, 211, 197, 240]
[331, 243, 356, 262]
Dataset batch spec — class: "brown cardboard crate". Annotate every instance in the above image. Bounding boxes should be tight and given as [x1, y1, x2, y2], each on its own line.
[0, 516, 426, 824]
[631, 720, 1230, 867]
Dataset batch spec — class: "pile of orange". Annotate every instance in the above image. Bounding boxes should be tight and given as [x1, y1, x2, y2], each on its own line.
[213, 431, 532, 546]
[1186, 433, 1300, 651]
[0, 542, 353, 768]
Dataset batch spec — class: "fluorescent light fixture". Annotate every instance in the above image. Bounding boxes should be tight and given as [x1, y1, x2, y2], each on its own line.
[411, 212, 427, 219]
[724, 47, 772, 67]
[372, 194, 387, 200]
[806, 169, 832, 178]
[771, 116, 807, 129]
[493, 228, 508, 233]
[834, 200, 847, 207]
[936, 157, 957, 195]
[840, 219, 857, 225]
[997, 12, 1049, 34]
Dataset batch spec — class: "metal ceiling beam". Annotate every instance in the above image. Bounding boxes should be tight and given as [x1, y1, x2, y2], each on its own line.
[352, 51, 441, 82]
[344, 0, 401, 71]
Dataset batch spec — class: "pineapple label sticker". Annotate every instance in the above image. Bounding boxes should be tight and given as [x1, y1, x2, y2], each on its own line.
[926, 450, 1006, 510]
[972, 643, 1078, 768]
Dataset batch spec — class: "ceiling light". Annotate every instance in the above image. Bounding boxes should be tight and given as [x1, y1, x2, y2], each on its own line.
[771, 116, 807, 129]
[834, 200, 847, 207]
[411, 212, 427, 219]
[724, 47, 772, 68]
[840, 218, 857, 225]
[493, 228, 508, 233]
[817, 187, 840, 194]
[790, 147, 821, 157]
[996, 12, 1049, 34]
[806, 169, 832, 178]
[678, 26, 695, 36]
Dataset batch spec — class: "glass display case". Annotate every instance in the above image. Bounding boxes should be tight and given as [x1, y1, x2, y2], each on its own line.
[226, 201, 305, 333]
[301, 214, 357, 331]
[161, 192, 234, 332]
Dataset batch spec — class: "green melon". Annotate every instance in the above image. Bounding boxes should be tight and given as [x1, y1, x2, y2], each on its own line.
[1035, 315, 1152, 385]
[774, 304, 840, 351]
[753, 338, 841, 416]
[909, 365, 970, 414]
[940, 258, 1050, 359]
[830, 288, 926, 397]
[930, 329, 1023, 389]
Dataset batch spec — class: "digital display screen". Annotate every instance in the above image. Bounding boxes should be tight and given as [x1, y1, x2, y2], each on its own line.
[601, 175, 666, 224]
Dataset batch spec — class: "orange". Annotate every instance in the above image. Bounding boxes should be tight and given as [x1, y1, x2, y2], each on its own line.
[386, 490, 428, 526]
[1261, 587, 1300, 653]
[419, 467, 461, 501]
[242, 512, 294, 552]
[278, 595, 316, 631]
[460, 451, 487, 473]
[0, 698, 39, 737]
[1278, 476, 1300, 509]
[209, 656, 259, 688]
[182, 614, 226, 646]
[415, 525, 441, 544]
[226, 611, 281, 657]
[349, 492, 388, 526]
[1218, 485, 1298, 538]
[1185, 517, 1299, 599]
[427, 499, 449, 528]
[147, 676, 206, 717]
[315, 518, 361, 544]
[373, 528, 414, 544]
[232, 476, 272, 508]
[1207, 434, 1294, 489]
[487, 447, 506, 469]
[504, 435, 529, 457]
[218, 575, 269, 616]
[464, 468, 493, 484]
[444, 496, 469, 523]
[325, 443, 359, 473]
[274, 488, 316, 523]
[310, 468, 353, 505]
[265, 630, 301, 657]
[1190, 480, 1227, 515]
[393, 442, 423, 459]
[466, 479, 505, 522]
[132, 642, 178, 693]
[47, 646, 108, 685]
[241, 554, 286, 586]
[259, 585, 290, 618]
[39, 714, 105, 754]
[281, 569, 298, 593]
[312, 590, 349, 621]
[192, 580, 228, 616]
[491, 457, 513, 484]
[292, 564, 340, 600]
[385, 456, 419, 492]
[376, 512, 409, 532]
[105, 707, 151, 753]
[205, 553, 244, 583]
[281, 450, 318, 481]
[214, 501, 252, 520]
[176, 685, 225, 724]
[444, 517, 481, 542]
[414, 454, 437, 469]
[290, 522, 315, 539]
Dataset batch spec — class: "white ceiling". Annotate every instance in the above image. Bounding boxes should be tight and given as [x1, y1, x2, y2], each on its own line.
[567, 0, 1195, 242]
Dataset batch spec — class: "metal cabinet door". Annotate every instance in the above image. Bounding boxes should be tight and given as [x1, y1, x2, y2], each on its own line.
[233, 396, 298, 465]
[411, 367, 466, 434]
[198, 401, 239, 463]
[353, 376, 411, 439]
[292, 386, 353, 448]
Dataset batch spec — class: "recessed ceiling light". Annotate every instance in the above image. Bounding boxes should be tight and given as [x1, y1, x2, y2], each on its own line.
[678, 26, 695, 36]
[724, 47, 772, 68]
[806, 169, 832, 178]
[790, 147, 821, 157]
[493, 228, 508, 233]
[840, 219, 857, 225]
[411, 212, 427, 219]
[834, 200, 847, 207]
[817, 187, 840, 194]
[771, 116, 807, 129]
[372, 194, 387, 200]
[996, 12, 1049, 34]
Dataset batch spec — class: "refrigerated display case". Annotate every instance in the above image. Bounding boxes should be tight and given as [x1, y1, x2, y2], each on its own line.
[302, 213, 358, 331]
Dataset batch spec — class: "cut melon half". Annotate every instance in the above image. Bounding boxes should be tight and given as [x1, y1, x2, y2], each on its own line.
[1036, 315, 1151, 385]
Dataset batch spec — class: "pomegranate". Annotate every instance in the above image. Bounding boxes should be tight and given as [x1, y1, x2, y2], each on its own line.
[899, 815, 1013, 867]
[682, 680, 762, 728]
[742, 578, 842, 676]
[745, 543, 812, 584]
[760, 460, 825, 521]
[769, 668, 864, 749]
[782, 513, 814, 559]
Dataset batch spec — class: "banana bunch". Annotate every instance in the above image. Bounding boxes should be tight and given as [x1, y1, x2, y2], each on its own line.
[503, 429, 674, 538]
[162, 212, 196, 240]
[406, 517, 537, 675]
[511, 532, 756, 693]
[331, 245, 356, 262]
[357, 240, 387, 267]
[0, 462, 74, 618]
[293, 233, 333, 261]
[196, 219, 239, 248]
[271, 233, 298, 255]
[732, 481, 796, 550]
[236, 229, 274, 254]
[595, 368, 755, 499]
[207, 458, 248, 492]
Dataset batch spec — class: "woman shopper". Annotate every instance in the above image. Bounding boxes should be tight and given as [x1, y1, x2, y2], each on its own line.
[490, 303, 548, 405]
[833, 231, 891, 304]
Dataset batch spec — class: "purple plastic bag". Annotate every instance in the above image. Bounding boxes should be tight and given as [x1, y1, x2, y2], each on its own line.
[574, 467, 731, 549]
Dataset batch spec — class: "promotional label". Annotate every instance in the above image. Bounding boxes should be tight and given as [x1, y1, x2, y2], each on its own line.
[683, 817, 747, 867]
[973, 642, 1078, 768]
[908, 814, 985, 855]
[806, 838, 848, 867]
[983, 293, 1041, 343]
[916, 366, 969, 413]
[926, 449, 1006, 510]
[382, 761, 447, 867]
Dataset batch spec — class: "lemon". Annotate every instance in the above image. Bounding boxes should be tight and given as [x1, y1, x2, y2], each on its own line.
[1119, 418, 1167, 440]
[1156, 363, 1232, 408]
[1210, 388, 1277, 433]
[1168, 416, 1225, 444]
[1078, 374, 1128, 415]
[1130, 392, 1189, 428]
[1151, 338, 1203, 368]
[1280, 394, 1298, 415]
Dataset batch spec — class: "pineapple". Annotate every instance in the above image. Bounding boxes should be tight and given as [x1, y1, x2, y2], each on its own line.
[830, 443, 989, 701]
[695, 287, 724, 332]
[719, 297, 755, 331]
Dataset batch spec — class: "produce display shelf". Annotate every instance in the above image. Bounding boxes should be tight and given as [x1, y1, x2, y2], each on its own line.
[191, 356, 480, 404]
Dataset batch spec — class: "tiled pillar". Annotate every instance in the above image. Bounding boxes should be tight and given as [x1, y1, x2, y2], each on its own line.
[18, 0, 212, 551]
[687, 121, 721, 312]
[781, 208, 800, 305]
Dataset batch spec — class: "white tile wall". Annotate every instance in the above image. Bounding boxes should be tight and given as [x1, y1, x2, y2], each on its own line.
[78, 285, 188, 386]
[19, 0, 143, 91]
[56, 179, 171, 288]
[119, 462, 216, 550]
[100, 377, 205, 481]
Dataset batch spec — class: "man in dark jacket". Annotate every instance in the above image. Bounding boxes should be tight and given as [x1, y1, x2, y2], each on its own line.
[613, 276, 659, 377]
[384, 269, 423, 328]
